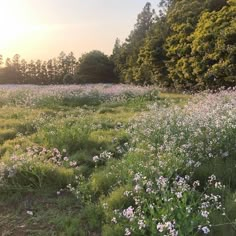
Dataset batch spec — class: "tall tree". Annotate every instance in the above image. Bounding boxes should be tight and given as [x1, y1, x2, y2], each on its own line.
[57, 51, 67, 83]
[47, 59, 56, 84]
[40, 61, 48, 84]
[20, 59, 27, 83]
[190, 0, 236, 88]
[110, 38, 123, 78]
[26, 60, 37, 84]
[35, 59, 42, 83]
[164, 0, 228, 89]
[111, 2, 155, 83]
[0, 55, 4, 83]
[135, 17, 169, 85]
[66, 52, 77, 74]
[164, 0, 208, 89]
[2, 57, 18, 83]
[5, 58, 12, 67]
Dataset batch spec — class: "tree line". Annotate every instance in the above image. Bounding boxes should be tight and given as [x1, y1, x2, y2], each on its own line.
[0, 51, 118, 84]
[0, 0, 235, 89]
[111, 0, 236, 90]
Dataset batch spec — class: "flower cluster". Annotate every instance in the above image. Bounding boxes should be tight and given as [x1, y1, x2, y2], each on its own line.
[93, 151, 113, 164]
[100, 90, 235, 235]
[109, 174, 224, 235]
[0, 145, 77, 186]
[0, 84, 157, 107]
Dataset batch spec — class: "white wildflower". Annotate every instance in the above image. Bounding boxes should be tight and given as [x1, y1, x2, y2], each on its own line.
[202, 226, 210, 234]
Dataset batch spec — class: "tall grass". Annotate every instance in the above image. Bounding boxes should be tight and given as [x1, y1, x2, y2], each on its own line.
[0, 84, 235, 235]
[83, 89, 236, 235]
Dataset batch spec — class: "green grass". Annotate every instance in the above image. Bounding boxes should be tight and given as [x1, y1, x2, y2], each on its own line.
[1, 89, 235, 235]
[0, 89, 163, 235]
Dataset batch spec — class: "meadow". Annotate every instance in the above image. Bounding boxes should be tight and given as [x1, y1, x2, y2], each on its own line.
[0, 84, 235, 236]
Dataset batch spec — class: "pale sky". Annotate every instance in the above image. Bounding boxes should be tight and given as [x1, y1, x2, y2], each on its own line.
[0, 0, 159, 61]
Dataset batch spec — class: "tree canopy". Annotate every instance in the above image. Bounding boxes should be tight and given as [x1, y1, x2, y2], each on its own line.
[76, 50, 118, 84]
[111, 0, 235, 90]
[0, 51, 118, 85]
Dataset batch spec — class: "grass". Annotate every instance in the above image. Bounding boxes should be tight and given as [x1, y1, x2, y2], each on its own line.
[0, 84, 235, 235]
[0, 85, 161, 235]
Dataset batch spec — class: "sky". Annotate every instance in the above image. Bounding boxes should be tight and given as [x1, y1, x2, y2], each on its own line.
[0, 0, 159, 61]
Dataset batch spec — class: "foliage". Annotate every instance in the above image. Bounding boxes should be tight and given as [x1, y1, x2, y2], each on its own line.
[164, 0, 207, 89]
[0, 50, 118, 85]
[190, 0, 236, 89]
[83, 89, 236, 235]
[135, 17, 169, 86]
[111, 2, 155, 84]
[0, 85, 235, 234]
[0, 52, 78, 84]
[0, 84, 160, 234]
[76, 50, 118, 83]
[1, 0, 234, 89]
[110, 0, 235, 90]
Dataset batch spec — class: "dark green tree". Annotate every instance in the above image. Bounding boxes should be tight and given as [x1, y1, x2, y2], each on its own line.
[135, 17, 169, 85]
[12, 54, 22, 83]
[110, 38, 123, 78]
[76, 50, 117, 83]
[111, 2, 155, 83]
[0, 55, 4, 83]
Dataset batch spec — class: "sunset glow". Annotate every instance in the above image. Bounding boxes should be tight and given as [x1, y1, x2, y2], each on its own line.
[0, 1, 43, 57]
[0, 0, 157, 60]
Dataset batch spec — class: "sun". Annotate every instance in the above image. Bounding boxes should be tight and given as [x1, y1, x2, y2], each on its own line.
[0, 1, 36, 52]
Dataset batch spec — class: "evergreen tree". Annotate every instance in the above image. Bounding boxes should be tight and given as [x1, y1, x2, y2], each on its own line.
[47, 59, 56, 84]
[164, 0, 228, 89]
[2, 58, 18, 83]
[111, 2, 155, 83]
[66, 52, 77, 75]
[110, 38, 123, 78]
[35, 59, 42, 83]
[190, 0, 236, 88]
[5, 58, 11, 68]
[57, 51, 67, 83]
[26, 60, 37, 84]
[135, 17, 169, 85]
[164, 0, 207, 89]
[20, 59, 27, 83]
[40, 61, 48, 84]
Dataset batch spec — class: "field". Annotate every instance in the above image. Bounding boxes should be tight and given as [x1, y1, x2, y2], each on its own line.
[0, 84, 235, 236]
